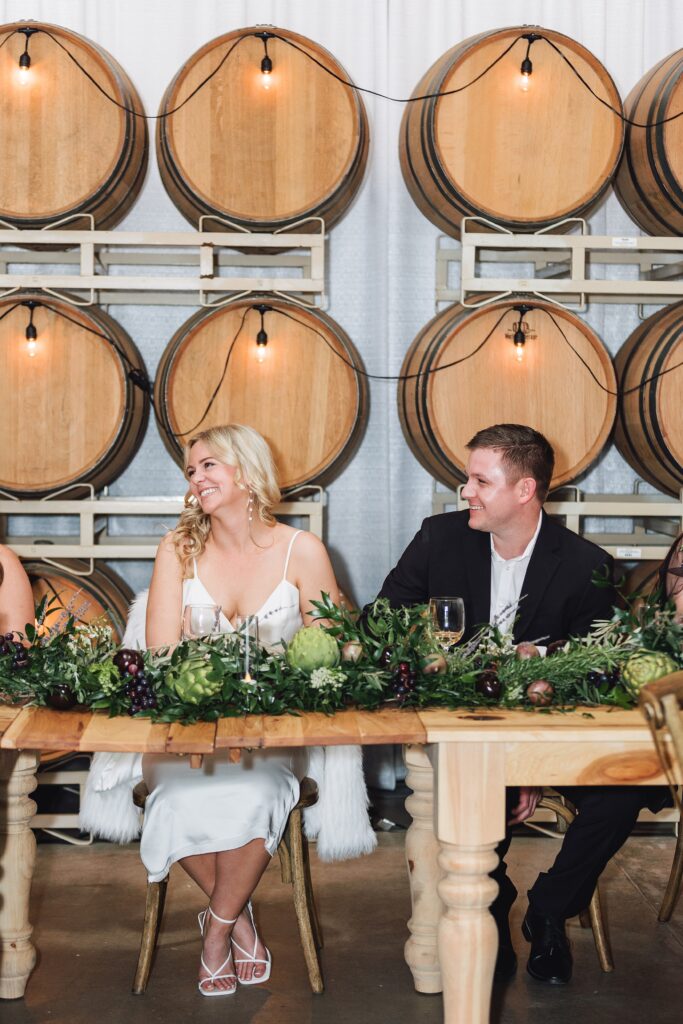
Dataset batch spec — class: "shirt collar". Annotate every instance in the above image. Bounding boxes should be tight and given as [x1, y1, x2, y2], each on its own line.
[490, 510, 543, 564]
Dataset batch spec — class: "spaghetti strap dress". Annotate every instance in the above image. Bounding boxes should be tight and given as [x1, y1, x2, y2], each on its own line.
[140, 531, 306, 882]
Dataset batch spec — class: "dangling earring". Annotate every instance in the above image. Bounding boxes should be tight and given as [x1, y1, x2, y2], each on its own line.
[248, 489, 254, 524]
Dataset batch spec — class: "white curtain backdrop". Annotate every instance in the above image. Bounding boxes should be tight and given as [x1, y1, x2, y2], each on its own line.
[2, 0, 682, 603]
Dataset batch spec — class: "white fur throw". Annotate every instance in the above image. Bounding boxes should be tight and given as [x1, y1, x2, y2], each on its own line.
[80, 591, 377, 861]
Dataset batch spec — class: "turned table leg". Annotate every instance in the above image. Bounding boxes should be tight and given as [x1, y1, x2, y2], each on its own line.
[0, 749, 39, 1000]
[404, 743, 443, 993]
[435, 742, 505, 1024]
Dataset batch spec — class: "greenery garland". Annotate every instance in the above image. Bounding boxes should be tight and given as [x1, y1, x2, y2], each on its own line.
[0, 590, 681, 725]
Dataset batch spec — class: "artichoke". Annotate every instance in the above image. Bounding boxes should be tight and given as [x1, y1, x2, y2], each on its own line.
[167, 657, 221, 704]
[286, 627, 340, 673]
[621, 651, 678, 697]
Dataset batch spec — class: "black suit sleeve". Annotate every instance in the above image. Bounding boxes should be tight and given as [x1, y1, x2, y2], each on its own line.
[567, 551, 615, 638]
[375, 518, 432, 608]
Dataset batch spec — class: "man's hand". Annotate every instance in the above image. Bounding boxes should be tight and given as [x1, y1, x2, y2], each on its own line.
[508, 786, 542, 825]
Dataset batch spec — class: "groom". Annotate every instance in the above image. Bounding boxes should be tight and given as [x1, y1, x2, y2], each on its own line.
[376, 423, 667, 984]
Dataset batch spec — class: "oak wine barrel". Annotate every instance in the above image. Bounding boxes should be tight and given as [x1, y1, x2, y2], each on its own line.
[0, 294, 149, 497]
[0, 22, 147, 229]
[27, 560, 133, 642]
[614, 302, 683, 497]
[154, 296, 367, 490]
[614, 49, 683, 235]
[400, 26, 624, 236]
[398, 299, 617, 491]
[157, 26, 368, 233]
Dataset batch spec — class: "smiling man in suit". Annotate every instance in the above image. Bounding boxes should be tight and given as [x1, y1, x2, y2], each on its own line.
[377, 423, 667, 984]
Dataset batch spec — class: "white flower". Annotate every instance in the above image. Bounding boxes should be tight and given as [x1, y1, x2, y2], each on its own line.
[309, 667, 346, 691]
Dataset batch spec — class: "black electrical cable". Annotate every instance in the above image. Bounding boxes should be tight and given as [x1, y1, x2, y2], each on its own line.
[34, 28, 249, 118]
[542, 306, 683, 396]
[174, 306, 250, 437]
[9, 25, 683, 130]
[262, 305, 510, 381]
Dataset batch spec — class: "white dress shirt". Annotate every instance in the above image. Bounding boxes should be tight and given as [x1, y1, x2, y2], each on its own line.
[489, 512, 543, 634]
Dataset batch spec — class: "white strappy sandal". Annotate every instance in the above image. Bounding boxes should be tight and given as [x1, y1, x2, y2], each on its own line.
[232, 900, 272, 986]
[197, 906, 238, 997]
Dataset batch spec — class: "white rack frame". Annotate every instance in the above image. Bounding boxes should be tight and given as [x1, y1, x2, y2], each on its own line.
[0, 218, 326, 307]
[437, 217, 683, 308]
[0, 492, 325, 571]
[432, 486, 683, 561]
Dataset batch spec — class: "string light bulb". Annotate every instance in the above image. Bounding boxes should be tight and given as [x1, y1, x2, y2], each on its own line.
[23, 300, 39, 357]
[255, 30, 274, 88]
[519, 31, 540, 92]
[506, 304, 536, 363]
[17, 26, 38, 82]
[253, 303, 272, 363]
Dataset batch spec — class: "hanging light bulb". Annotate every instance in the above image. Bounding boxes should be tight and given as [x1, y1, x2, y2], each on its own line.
[518, 32, 540, 92]
[505, 304, 536, 364]
[17, 26, 37, 84]
[253, 303, 272, 363]
[513, 327, 526, 362]
[255, 31, 274, 88]
[256, 327, 269, 362]
[23, 300, 39, 357]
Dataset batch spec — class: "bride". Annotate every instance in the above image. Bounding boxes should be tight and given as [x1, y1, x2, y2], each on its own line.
[143, 423, 339, 996]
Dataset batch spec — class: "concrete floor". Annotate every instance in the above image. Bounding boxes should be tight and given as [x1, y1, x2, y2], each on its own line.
[3, 830, 683, 1024]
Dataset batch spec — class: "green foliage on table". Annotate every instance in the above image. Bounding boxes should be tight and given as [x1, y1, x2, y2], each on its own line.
[0, 589, 680, 724]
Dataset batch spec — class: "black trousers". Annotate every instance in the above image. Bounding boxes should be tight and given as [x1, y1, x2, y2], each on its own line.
[490, 786, 672, 922]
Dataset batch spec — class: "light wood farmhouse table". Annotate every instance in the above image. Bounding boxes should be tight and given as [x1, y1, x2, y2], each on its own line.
[0, 703, 675, 1022]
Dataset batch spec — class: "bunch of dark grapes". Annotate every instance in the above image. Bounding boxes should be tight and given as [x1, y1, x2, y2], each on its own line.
[113, 648, 157, 715]
[586, 667, 620, 690]
[390, 661, 417, 705]
[0, 633, 29, 670]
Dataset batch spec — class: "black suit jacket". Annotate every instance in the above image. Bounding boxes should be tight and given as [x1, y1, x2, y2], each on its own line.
[376, 510, 615, 644]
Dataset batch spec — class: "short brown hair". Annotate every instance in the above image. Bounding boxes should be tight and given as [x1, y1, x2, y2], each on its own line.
[466, 424, 554, 502]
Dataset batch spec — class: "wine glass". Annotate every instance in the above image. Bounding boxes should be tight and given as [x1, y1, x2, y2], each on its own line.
[235, 614, 259, 681]
[429, 596, 465, 653]
[182, 603, 221, 640]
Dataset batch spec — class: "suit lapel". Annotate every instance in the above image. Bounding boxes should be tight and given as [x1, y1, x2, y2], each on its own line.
[462, 527, 492, 632]
[513, 513, 561, 641]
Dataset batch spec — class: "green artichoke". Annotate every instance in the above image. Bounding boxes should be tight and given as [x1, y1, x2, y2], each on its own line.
[621, 650, 678, 697]
[286, 627, 340, 673]
[167, 657, 221, 704]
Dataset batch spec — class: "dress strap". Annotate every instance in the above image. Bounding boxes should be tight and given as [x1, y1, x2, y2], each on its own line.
[282, 530, 302, 582]
[193, 558, 198, 579]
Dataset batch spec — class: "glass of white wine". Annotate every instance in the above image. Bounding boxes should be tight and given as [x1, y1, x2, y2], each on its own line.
[182, 603, 221, 640]
[429, 596, 465, 653]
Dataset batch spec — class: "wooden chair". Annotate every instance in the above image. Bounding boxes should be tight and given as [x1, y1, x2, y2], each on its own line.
[640, 671, 683, 923]
[527, 792, 614, 972]
[131, 776, 324, 994]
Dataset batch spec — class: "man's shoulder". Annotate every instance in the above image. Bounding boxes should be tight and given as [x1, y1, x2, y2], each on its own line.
[541, 514, 610, 566]
[420, 509, 471, 539]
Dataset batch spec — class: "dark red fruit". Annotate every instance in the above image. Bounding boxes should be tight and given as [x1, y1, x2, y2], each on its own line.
[46, 685, 77, 711]
[475, 670, 501, 701]
[398, 661, 410, 674]
[113, 649, 144, 676]
[527, 680, 554, 706]
[380, 646, 394, 668]
[127, 662, 140, 676]
[546, 639, 568, 657]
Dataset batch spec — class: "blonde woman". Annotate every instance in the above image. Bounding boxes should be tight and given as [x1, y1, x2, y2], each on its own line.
[143, 424, 339, 997]
[0, 545, 34, 637]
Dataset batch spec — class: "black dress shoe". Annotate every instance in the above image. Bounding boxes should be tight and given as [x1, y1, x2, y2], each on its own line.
[522, 907, 572, 985]
[494, 913, 517, 980]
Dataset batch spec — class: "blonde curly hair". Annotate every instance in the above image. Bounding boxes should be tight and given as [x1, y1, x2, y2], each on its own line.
[173, 424, 281, 577]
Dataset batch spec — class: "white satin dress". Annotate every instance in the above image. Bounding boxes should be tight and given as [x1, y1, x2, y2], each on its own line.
[140, 531, 307, 882]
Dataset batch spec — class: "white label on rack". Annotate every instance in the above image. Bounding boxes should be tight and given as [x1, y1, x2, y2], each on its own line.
[616, 546, 642, 559]
[612, 237, 638, 248]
